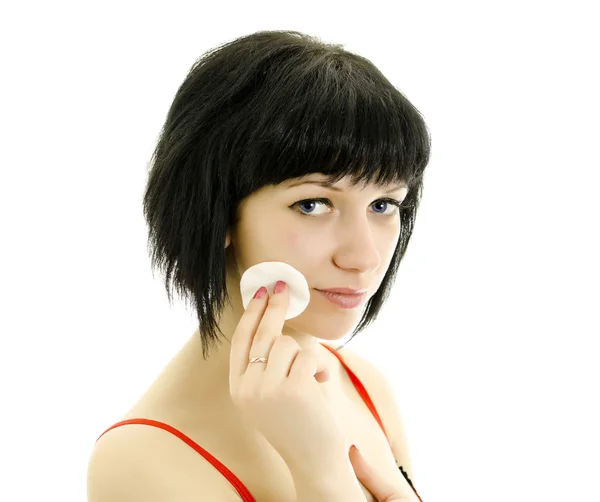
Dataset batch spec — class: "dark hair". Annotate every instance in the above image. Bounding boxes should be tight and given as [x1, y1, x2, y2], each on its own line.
[142, 30, 431, 359]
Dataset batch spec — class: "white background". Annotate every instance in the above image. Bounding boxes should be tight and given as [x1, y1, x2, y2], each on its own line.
[1, 1, 598, 501]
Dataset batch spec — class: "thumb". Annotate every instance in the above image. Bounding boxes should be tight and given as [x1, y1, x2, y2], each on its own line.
[348, 446, 409, 502]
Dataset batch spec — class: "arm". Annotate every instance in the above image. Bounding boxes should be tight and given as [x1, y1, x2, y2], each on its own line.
[87, 429, 171, 502]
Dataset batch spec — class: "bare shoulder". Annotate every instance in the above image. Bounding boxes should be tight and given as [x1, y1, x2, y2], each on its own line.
[337, 344, 416, 480]
[337, 344, 388, 394]
[336, 344, 404, 425]
[87, 422, 243, 502]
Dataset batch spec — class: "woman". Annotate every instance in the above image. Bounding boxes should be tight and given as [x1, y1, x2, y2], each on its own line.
[87, 30, 430, 501]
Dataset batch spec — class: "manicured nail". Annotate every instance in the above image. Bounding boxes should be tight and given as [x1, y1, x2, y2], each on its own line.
[273, 281, 287, 294]
[254, 286, 267, 299]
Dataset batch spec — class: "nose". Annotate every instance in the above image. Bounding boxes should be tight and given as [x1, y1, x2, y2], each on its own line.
[332, 219, 381, 274]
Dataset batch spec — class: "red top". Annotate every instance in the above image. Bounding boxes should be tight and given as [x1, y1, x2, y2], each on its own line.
[96, 342, 423, 501]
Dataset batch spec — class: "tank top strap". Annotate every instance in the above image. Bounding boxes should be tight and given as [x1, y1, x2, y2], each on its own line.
[95, 346, 402, 502]
[320, 344, 423, 501]
[319, 342, 391, 447]
[96, 418, 256, 502]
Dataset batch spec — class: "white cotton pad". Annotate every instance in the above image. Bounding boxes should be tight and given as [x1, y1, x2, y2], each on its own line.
[240, 261, 310, 320]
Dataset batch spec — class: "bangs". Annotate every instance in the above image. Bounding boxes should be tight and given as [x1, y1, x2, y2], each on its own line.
[228, 47, 430, 197]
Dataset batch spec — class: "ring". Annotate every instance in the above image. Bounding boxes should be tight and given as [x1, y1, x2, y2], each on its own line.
[249, 356, 268, 363]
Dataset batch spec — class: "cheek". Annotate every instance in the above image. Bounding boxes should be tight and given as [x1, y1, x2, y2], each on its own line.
[280, 228, 323, 257]
[281, 229, 304, 250]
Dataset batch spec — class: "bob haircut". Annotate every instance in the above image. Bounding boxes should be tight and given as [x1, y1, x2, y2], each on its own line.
[143, 30, 431, 359]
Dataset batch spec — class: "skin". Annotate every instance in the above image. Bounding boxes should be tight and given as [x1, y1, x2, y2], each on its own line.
[202, 172, 408, 398]
[105, 172, 412, 501]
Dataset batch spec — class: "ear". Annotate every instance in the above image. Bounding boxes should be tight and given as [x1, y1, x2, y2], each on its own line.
[225, 230, 231, 248]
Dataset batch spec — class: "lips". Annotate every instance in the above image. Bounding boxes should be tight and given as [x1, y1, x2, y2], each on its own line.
[317, 287, 368, 294]
[316, 289, 366, 309]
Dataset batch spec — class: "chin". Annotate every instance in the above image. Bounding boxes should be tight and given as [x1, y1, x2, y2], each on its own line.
[287, 315, 359, 342]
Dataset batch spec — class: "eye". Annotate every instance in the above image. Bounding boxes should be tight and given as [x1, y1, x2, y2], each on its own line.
[291, 198, 403, 217]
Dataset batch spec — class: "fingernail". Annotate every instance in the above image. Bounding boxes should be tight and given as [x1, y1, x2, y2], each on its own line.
[349, 444, 359, 454]
[253, 286, 267, 299]
[273, 280, 287, 294]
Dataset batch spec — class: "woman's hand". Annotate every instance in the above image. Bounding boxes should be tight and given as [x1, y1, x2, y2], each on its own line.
[229, 280, 348, 476]
[349, 446, 420, 502]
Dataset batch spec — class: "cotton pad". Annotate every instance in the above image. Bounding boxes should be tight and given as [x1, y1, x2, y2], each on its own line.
[240, 261, 310, 320]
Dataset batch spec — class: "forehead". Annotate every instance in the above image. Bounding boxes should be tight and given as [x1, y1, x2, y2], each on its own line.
[283, 173, 408, 191]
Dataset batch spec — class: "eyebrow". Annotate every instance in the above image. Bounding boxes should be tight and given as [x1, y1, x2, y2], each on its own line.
[287, 179, 408, 193]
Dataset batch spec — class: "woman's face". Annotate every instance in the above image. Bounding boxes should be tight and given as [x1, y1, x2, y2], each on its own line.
[226, 173, 409, 342]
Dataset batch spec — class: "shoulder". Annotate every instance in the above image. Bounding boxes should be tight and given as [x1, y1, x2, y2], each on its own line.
[87, 422, 242, 501]
[87, 424, 170, 501]
[336, 344, 390, 402]
[337, 345, 382, 377]
[337, 345, 416, 481]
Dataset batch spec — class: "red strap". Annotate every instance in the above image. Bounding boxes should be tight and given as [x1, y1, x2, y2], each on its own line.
[96, 343, 421, 501]
[320, 343, 391, 446]
[96, 418, 256, 501]
[321, 344, 423, 502]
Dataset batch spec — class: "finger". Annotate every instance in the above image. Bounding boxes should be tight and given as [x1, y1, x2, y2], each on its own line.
[286, 345, 331, 384]
[248, 281, 290, 363]
[263, 341, 330, 388]
[349, 447, 411, 502]
[229, 285, 269, 386]
[261, 334, 302, 384]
